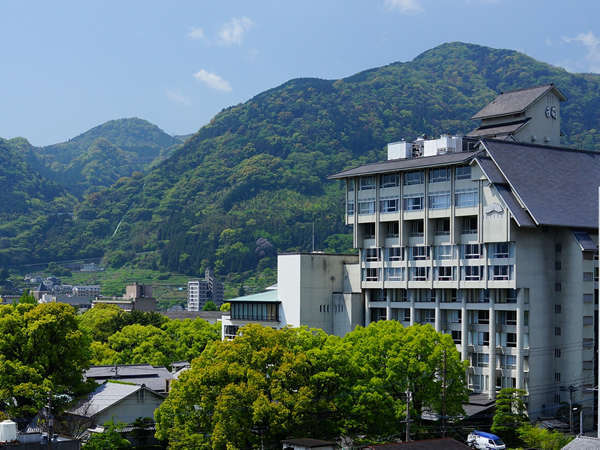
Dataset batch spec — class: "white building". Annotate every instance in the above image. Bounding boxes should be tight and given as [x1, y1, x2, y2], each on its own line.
[72, 285, 100, 297]
[328, 85, 599, 424]
[221, 253, 361, 339]
[187, 269, 224, 311]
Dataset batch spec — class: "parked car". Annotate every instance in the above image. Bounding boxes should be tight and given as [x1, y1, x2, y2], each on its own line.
[467, 430, 506, 449]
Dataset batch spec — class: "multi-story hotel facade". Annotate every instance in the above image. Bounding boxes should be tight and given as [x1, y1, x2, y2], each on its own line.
[330, 85, 600, 423]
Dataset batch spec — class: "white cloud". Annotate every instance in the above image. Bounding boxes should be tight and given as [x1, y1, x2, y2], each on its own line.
[218, 16, 254, 46]
[384, 0, 423, 14]
[187, 27, 205, 40]
[166, 89, 191, 106]
[193, 69, 232, 92]
[563, 31, 600, 72]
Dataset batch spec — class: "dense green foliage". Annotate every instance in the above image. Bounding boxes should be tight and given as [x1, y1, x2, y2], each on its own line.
[491, 388, 528, 448]
[0, 303, 92, 418]
[80, 305, 221, 366]
[4, 42, 600, 282]
[83, 420, 132, 449]
[517, 423, 572, 450]
[155, 321, 467, 448]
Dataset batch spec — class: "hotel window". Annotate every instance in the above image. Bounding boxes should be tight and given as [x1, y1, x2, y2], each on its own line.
[464, 265, 482, 281]
[386, 267, 404, 281]
[504, 310, 517, 326]
[365, 248, 379, 262]
[410, 246, 429, 260]
[380, 197, 399, 213]
[411, 267, 429, 281]
[506, 333, 517, 347]
[470, 309, 489, 324]
[381, 174, 399, 187]
[403, 194, 424, 211]
[360, 176, 376, 190]
[435, 245, 453, 260]
[490, 265, 510, 280]
[387, 222, 399, 238]
[434, 218, 450, 236]
[404, 171, 424, 185]
[554, 372, 561, 383]
[231, 302, 279, 321]
[347, 200, 354, 216]
[423, 309, 436, 323]
[371, 308, 387, 322]
[475, 331, 489, 346]
[455, 165, 471, 180]
[437, 266, 453, 281]
[408, 220, 423, 237]
[554, 304, 561, 314]
[448, 310, 461, 323]
[387, 247, 403, 261]
[462, 217, 478, 234]
[388, 289, 407, 302]
[363, 223, 375, 239]
[348, 179, 355, 191]
[501, 355, 516, 369]
[584, 272, 594, 281]
[554, 348, 561, 358]
[451, 330, 461, 344]
[555, 327, 561, 336]
[358, 200, 376, 215]
[490, 242, 510, 258]
[363, 268, 379, 282]
[429, 191, 451, 209]
[402, 308, 411, 321]
[455, 188, 478, 207]
[463, 244, 481, 259]
[429, 167, 450, 183]
[472, 353, 489, 368]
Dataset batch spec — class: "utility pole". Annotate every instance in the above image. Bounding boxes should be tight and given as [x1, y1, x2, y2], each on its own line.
[441, 348, 447, 438]
[569, 385, 576, 434]
[405, 387, 411, 442]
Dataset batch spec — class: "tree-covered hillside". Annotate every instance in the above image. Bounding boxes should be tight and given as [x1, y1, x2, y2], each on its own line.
[34, 118, 182, 195]
[0, 137, 76, 265]
[4, 42, 600, 282]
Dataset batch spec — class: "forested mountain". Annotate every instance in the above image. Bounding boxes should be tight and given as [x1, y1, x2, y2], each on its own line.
[4, 42, 600, 279]
[34, 118, 182, 195]
[0, 137, 76, 264]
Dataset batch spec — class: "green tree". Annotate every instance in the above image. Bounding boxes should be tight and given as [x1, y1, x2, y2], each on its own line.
[518, 423, 573, 450]
[155, 325, 351, 449]
[219, 302, 230, 312]
[342, 321, 468, 439]
[161, 318, 221, 362]
[17, 290, 36, 305]
[79, 304, 125, 342]
[0, 303, 91, 418]
[83, 420, 131, 449]
[107, 324, 176, 367]
[491, 388, 528, 447]
[202, 300, 217, 311]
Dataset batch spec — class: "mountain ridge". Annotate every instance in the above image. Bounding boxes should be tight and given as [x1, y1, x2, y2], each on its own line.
[3, 42, 600, 285]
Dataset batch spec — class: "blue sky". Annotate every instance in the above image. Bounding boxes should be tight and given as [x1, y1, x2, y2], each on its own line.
[1, 0, 599, 145]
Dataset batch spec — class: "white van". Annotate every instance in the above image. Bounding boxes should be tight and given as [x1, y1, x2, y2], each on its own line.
[466, 431, 506, 449]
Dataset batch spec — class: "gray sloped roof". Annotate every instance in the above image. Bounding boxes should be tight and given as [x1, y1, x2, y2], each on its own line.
[482, 139, 600, 228]
[472, 84, 566, 119]
[328, 152, 477, 179]
[572, 230, 598, 251]
[85, 364, 172, 392]
[494, 185, 536, 227]
[473, 156, 506, 184]
[68, 382, 141, 418]
[467, 119, 529, 137]
[562, 436, 600, 450]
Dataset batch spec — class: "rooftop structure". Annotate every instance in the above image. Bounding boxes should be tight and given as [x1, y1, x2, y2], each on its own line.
[85, 364, 173, 393]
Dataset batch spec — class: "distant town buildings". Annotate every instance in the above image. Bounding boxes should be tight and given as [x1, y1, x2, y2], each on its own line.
[187, 269, 224, 311]
[92, 283, 157, 312]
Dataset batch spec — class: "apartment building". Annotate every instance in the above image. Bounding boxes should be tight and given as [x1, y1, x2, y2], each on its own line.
[187, 269, 224, 311]
[329, 85, 600, 424]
